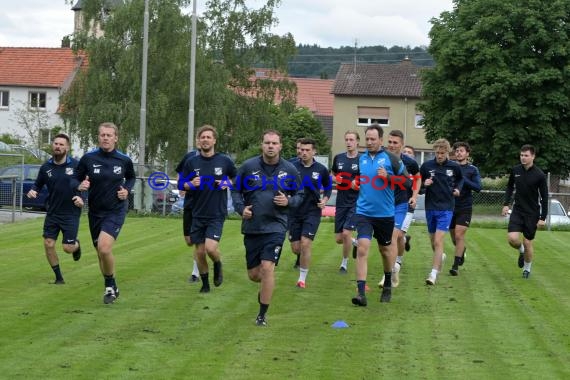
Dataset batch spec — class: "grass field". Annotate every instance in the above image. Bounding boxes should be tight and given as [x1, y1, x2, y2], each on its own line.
[1, 216, 569, 379]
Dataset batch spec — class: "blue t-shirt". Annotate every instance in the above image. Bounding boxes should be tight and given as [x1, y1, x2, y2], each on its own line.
[180, 153, 237, 219]
[356, 149, 405, 218]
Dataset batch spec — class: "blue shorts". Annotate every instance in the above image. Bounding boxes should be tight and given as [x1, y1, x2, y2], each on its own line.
[334, 206, 356, 234]
[353, 214, 394, 246]
[244, 232, 286, 270]
[393, 202, 409, 231]
[190, 217, 225, 244]
[426, 210, 453, 234]
[88, 211, 126, 247]
[43, 214, 80, 244]
[288, 214, 321, 241]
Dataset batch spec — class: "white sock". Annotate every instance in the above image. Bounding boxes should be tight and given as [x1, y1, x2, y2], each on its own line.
[192, 260, 199, 276]
[341, 258, 348, 269]
[431, 269, 438, 277]
[299, 268, 309, 282]
[396, 256, 403, 265]
[523, 262, 532, 272]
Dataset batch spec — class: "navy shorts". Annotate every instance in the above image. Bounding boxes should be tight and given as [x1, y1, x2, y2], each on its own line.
[353, 214, 394, 246]
[183, 208, 193, 237]
[244, 232, 286, 270]
[190, 217, 225, 244]
[288, 214, 321, 241]
[450, 208, 473, 229]
[88, 211, 126, 247]
[43, 214, 80, 244]
[508, 210, 539, 240]
[334, 206, 356, 234]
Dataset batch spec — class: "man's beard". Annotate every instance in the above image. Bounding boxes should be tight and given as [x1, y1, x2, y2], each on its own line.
[52, 152, 65, 161]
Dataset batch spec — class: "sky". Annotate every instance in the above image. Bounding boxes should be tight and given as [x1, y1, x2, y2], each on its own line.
[0, 0, 455, 49]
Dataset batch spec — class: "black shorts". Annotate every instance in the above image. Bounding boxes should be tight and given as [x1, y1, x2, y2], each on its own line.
[183, 208, 192, 237]
[43, 214, 80, 244]
[334, 207, 356, 234]
[190, 217, 225, 244]
[88, 211, 126, 247]
[508, 210, 539, 240]
[450, 208, 473, 228]
[244, 232, 286, 270]
[288, 214, 321, 241]
[353, 214, 394, 246]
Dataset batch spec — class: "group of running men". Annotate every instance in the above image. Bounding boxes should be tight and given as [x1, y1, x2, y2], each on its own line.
[32, 122, 548, 325]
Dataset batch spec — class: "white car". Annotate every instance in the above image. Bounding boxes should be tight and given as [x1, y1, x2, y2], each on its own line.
[507, 199, 570, 225]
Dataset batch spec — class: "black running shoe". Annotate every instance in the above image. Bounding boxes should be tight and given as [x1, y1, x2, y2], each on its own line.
[518, 253, 524, 268]
[213, 261, 223, 287]
[380, 287, 392, 303]
[72, 240, 82, 261]
[449, 266, 459, 276]
[351, 294, 367, 307]
[522, 270, 530, 279]
[404, 235, 412, 252]
[53, 279, 65, 285]
[199, 285, 211, 293]
[255, 315, 267, 327]
[103, 287, 118, 304]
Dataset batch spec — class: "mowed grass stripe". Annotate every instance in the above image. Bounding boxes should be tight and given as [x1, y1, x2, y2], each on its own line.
[1, 217, 569, 379]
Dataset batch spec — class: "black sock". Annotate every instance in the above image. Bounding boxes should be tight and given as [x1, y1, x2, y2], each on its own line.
[259, 303, 269, 318]
[104, 274, 116, 288]
[294, 254, 300, 266]
[52, 264, 63, 281]
[200, 273, 210, 288]
[384, 272, 392, 288]
[454, 256, 461, 267]
[357, 280, 366, 296]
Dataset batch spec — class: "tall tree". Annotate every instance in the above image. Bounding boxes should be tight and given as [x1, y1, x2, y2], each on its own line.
[61, 0, 298, 167]
[419, 0, 570, 176]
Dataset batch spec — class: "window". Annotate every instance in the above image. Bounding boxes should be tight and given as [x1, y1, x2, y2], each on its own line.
[29, 91, 47, 110]
[415, 114, 424, 129]
[39, 128, 52, 145]
[0, 90, 8, 108]
[357, 106, 389, 127]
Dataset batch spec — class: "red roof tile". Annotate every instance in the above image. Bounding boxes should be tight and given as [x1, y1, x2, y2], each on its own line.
[289, 77, 335, 116]
[0, 47, 86, 88]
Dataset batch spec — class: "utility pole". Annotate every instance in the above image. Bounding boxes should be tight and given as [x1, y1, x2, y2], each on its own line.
[139, 0, 149, 177]
[187, 0, 198, 152]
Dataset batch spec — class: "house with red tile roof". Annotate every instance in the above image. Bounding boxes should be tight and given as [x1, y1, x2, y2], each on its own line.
[331, 59, 432, 163]
[252, 69, 335, 141]
[0, 47, 86, 153]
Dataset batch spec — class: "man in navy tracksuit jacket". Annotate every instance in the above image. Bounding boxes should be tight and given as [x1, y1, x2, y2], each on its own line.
[232, 129, 303, 326]
[28, 133, 84, 284]
[75, 122, 136, 304]
[419, 138, 463, 286]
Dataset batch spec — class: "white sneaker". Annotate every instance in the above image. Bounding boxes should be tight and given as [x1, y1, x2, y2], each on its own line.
[392, 262, 401, 288]
[426, 273, 437, 285]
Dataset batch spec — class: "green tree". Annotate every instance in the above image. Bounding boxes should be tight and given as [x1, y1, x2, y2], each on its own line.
[61, 0, 298, 168]
[419, 0, 570, 176]
[280, 107, 330, 160]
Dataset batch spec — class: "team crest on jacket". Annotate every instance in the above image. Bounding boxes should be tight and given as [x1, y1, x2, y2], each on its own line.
[215, 167, 223, 176]
[113, 166, 122, 174]
[277, 171, 288, 179]
[352, 163, 358, 171]
[312, 172, 320, 180]
[446, 169, 454, 176]
[66, 168, 74, 175]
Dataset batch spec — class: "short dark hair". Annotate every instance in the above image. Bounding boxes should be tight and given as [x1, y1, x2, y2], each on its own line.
[261, 129, 281, 142]
[366, 124, 384, 138]
[403, 145, 415, 154]
[53, 133, 70, 144]
[388, 129, 404, 140]
[453, 141, 471, 153]
[521, 144, 535, 155]
[299, 137, 316, 148]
